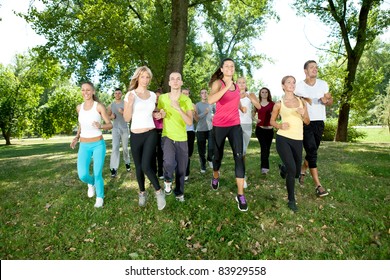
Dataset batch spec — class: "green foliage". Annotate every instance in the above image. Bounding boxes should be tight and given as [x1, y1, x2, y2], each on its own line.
[368, 87, 390, 128]
[0, 52, 80, 143]
[0, 53, 63, 143]
[320, 39, 389, 125]
[36, 83, 82, 137]
[323, 118, 367, 142]
[22, 0, 273, 90]
[201, 0, 271, 76]
[22, 0, 172, 88]
[293, 0, 389, 43]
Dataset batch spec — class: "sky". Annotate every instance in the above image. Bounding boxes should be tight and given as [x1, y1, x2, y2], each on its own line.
[0, 0, 387, 97]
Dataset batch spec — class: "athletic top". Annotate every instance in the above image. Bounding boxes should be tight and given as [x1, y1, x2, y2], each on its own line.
[239, 95, 253, 125]
[110, 100, 128, 129]
[276, 97, 304, 141]
[124, 90, 156, 131]
[195, 101, 213, 132]
[295, 79, 328, 121]
[212, 80, 240, 127]
[157, 93, 193, 141]
[256, 102, 275, 127]
[79, 101, 102, 138]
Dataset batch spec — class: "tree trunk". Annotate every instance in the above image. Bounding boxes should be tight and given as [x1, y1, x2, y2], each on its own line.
[1, 127, 11, 145]
[335, 102, 350, 141]
[163, 0, 189, 92]
[335, 58, 359, 141]
[330, 0, 373, 141]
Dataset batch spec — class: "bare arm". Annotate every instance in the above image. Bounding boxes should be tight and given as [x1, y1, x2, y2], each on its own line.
[297, 100, 310, 125]
[123, 92, 135, 122]
[70, 124, 81, 149]
[94, 103, 113, 130]
[239, 101, 247, 113]
[320, 92, 333, 106]
[248, 93, 261, 109]
[270, 101, 290, 130]
[193, 104, 199, 122]
[208, 80, 232, 104]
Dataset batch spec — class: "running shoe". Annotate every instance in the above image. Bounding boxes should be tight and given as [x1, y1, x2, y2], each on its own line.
[316, 186, 329, 197]
[211, 176, 219, 190]
[164, 180, 172, 195]
[235, 194, 248, 212]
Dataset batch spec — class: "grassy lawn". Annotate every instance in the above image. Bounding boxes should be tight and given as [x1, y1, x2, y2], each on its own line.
[356, 126, 390, 143]
[0, 135, 389, 260]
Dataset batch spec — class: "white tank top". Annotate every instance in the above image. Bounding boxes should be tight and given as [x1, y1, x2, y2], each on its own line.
[124, 90, 156, 130]
[78, 101, 102, 138]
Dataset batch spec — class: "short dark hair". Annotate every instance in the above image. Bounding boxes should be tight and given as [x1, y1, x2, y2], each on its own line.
[304, 60, 317, 70]
[114, 88, 122, 92]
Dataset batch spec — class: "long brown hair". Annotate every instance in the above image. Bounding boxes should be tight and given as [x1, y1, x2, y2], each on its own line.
[208, 58, 234, 88]
[258, 87, 272, 102]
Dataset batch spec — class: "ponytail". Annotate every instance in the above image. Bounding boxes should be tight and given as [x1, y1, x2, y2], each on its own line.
[209, 58, 235, 88]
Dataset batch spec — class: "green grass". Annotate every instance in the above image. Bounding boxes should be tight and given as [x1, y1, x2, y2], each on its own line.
[0, 135, 389, 260]
[356, 126, 390, 143]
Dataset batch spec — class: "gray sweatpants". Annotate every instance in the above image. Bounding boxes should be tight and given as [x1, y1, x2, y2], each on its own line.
[110, 126, 130, 169]
[161, 136, 188, 197]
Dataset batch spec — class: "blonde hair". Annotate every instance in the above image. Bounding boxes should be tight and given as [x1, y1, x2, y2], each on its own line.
[281, 75, 296, 85]
[128, 66, 153, 91]
[237, 76, 247, 91]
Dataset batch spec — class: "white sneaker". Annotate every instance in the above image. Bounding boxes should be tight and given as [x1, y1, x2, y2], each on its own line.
[208, 161, 213, 168]
[139, 192, 147, 207]
[156, 190, 166, 210]
[164, 181, 172, 195]
[184, 176, 189, 181]
[87, 184, 95, 198]
[175, 195, 185, 202]
[159, 176, 164, 180]
[200, 169, 206, 173]
[94, 197, 104, 208]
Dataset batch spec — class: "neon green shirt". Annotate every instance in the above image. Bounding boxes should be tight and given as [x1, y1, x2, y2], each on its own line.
[158, 93, 193, 141]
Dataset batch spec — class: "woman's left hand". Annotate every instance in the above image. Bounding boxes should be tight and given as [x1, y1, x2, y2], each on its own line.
[92, 121, 101, 129]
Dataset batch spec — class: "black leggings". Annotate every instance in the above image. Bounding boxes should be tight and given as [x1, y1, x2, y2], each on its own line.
[303, 121, 324, 168]
[255, 126, 274, 169]
[276, 134, 302, 202]
[186, 130, 196, 176]
[213, 125, 245, 178]
[130, 130, 161, 192]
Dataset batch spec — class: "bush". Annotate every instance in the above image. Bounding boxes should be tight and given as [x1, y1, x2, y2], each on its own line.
[323, 118, 367, 142]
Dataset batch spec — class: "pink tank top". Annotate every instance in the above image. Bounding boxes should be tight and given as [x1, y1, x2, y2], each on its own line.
[212, 80, 240, 127]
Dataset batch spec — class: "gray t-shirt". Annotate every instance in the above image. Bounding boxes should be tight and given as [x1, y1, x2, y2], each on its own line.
[111, 100, 128, 129]
[196, 101, 213, 132]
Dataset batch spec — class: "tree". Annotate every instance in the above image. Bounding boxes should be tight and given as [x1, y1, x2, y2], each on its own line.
[320, 41, 386, 125]
[22, 0, 272, 93]
[369, 86, 390, 130]
[163, 0, 189, 91]
[35, 82, 82, 137]
[0, 53, 62, 145]
[202, 0, 271, 76]
[294, 0, 390, 141]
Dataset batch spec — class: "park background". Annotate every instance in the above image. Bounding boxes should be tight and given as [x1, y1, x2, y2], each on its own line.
[0, 0, 389, 278]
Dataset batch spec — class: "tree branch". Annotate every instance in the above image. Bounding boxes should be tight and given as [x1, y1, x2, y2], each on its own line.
[128, 3, 143, 23]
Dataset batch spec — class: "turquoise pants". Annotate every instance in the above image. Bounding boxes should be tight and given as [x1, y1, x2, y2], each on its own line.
[77, 139, 106, 198]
